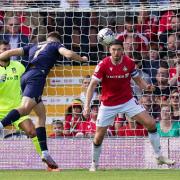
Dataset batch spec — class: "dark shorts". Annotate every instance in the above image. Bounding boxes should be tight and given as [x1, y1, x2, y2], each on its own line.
[21, 69, 46, 103]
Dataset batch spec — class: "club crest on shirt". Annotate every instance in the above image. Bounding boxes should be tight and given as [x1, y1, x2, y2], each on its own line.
[123, 66, 128, 72]
[12, 67, 16, 73]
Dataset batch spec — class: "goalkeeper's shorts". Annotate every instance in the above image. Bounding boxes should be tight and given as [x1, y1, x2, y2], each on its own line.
[0, 112, 29, 130]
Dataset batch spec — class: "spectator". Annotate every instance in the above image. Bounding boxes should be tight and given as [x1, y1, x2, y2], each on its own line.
[118, 117, 148, 137]
[114, 113, 126, 136]
[139, 94, 160, 120]
[153, 61, 170, 102]
[170, 88, 180, 120]
[156, 104, 180, 137]
[80, 75, 99, 104]
[132, 52, 152, 99]
[98, 0, 125, 29]
[116, 16, 149, 57]
[0, 16, 29, 60]
[87, 26, 104, 65]
[123, 35, 137, 58]
[158, 10, 175, 36]
[48, 120, 64, 138]
[136, 6, 158, 41]
[167, 33, 180, 52]
[83, 99, 100, 137]
[143, 43, 160, 84]
[169, 53, 180, 89]
[64, 99, 85, 137]
[84, 99, 116, 137]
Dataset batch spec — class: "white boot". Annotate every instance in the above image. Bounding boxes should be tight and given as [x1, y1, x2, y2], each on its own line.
[156, 156, 175, 165]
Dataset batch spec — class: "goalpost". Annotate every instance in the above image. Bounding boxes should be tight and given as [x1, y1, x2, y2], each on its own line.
[0, 1, 179, 169]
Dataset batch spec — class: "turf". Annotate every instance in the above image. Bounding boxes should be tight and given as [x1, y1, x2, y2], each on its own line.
[0, 169, 179, 180]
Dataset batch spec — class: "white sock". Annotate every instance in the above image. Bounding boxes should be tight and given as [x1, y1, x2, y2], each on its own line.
[0, 122, 3, 129]
[42, 150, 49, 156]
[92, 143, 102, 165]
[148, 131, 162, 158]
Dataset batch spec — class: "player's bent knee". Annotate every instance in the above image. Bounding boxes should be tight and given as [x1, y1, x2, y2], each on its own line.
[25, 129, 36, 138]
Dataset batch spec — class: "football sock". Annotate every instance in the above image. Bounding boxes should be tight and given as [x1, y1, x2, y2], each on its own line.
[1, 109, 20, 127]
[32, 136, 42, 156]
[148, 129, 162, 158]
[92, 142, 102, 164]
[36, 127, 48, 152]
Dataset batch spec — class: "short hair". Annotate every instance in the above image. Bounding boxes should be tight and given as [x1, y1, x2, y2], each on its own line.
[0, 40, 9, 46]
[52, 120, 63, 125]
[125, 16, 138, 24]
[109, 39, 123, 47]
[47, 31, 62, 42]
[159, 60, 169, 69]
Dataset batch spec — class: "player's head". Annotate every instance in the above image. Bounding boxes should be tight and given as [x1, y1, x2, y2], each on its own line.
[0, 40, 10, 61]
[47, 31, 62, 43]
[109, 40, 124, 62]
[0, 40, 10, 53]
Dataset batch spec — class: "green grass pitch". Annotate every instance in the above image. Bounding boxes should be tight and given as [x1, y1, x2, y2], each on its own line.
[0, 169, 179, 180]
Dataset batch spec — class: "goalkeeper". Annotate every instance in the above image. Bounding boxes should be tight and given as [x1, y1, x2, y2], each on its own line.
[0, 31, 88, 170]
[0, 40, 53, 170]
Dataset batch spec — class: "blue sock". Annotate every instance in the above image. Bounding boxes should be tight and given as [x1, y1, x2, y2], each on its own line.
[1, 109, 20, 127]
[36, 127, 48, 152]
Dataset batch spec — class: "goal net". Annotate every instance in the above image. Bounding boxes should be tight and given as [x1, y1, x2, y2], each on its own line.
[0, 0, 179, 169]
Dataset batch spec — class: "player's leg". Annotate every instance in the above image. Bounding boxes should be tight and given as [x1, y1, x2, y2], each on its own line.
[33, 101, 59, 170]
[132, 111, 175, 165]
[90, 104, 117, 171]
[0, 96, 36, 129]
[16, 117, 41, 156]
[90, 126, 108, 171]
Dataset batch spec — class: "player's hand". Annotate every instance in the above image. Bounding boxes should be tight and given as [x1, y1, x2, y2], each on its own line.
[82, 56, 88, 62]
[83, 107, 91, 119]
[146, 84, 155, 92]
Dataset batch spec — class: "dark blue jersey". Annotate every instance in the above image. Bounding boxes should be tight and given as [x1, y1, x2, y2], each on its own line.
[23, 41, 64, 75]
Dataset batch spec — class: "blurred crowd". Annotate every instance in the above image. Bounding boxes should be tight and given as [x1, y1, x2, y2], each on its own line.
[0, 0, 179, 138]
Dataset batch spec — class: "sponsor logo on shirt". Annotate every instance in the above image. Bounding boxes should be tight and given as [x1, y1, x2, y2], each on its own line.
[106, 73, 129, 79]
[0, 74, 6, 82]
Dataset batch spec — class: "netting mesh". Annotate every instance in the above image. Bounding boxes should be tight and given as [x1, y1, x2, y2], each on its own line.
[0, 1, 180, 169]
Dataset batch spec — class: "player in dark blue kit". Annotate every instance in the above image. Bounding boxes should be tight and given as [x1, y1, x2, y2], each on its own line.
[0, 31, 88, 170]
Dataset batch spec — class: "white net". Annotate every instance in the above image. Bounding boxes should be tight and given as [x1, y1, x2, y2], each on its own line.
[0, 0, 180, 169]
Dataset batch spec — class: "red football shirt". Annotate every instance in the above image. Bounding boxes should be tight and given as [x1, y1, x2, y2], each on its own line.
[93, 56, 139, 106]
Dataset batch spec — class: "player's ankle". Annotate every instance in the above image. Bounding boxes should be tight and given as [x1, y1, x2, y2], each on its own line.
[42, 150, 49, 156]
[0, 122, 3, 129]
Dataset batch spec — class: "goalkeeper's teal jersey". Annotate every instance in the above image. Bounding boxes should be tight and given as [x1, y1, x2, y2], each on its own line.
[0, 61, 25, 112]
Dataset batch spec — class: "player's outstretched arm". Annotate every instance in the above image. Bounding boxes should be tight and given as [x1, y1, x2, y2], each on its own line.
[133, 76, 155, 92]
[0, 48, 23, 62]
[83, 78, 98, 119]
[58, 47, 88, 62]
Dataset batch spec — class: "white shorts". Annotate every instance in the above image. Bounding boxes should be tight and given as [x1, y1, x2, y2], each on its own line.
[96, 97, 145, 127]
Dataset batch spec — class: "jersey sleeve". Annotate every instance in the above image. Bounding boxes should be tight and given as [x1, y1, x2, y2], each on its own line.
[22, 45, 31, 57]
[92, 61, 105, 81]
[129, 59, 139, 78]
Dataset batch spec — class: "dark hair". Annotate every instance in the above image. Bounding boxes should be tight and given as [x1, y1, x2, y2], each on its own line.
[159, 60, 169, 69]
[125, 16, 138, 24]
[52, 120, 63, 125]
[47, 31, 62, 42]
[91, 99, 100, 109]
[109, 39, 123, 47]
[0, 40, 9, 46]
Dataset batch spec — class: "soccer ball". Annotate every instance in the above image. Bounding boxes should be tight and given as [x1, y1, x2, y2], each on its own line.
[97, 28, 115, 46]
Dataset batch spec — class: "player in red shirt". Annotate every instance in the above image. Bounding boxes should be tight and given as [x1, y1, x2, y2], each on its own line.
[83, 40, 175, 171]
